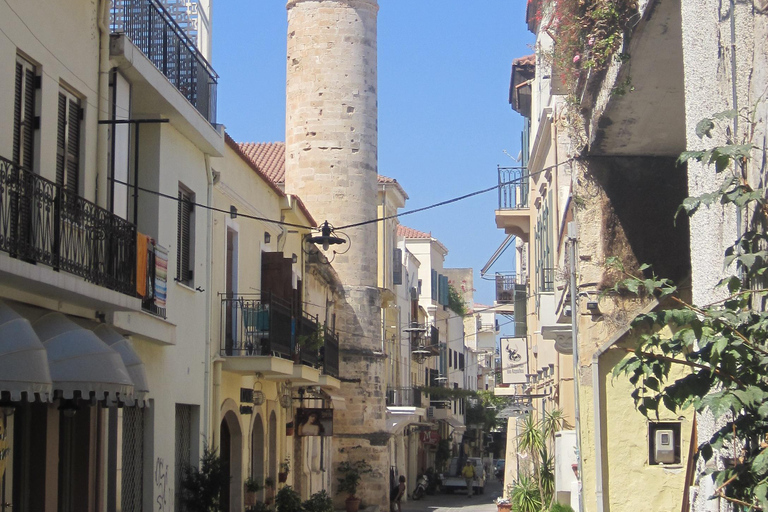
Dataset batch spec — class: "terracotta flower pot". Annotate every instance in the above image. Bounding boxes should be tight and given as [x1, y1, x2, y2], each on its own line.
[345, 496, 361, 512]
[497, 504, 511, 512]
[278, 472, 288, 483]
[245, 491, 257, 507]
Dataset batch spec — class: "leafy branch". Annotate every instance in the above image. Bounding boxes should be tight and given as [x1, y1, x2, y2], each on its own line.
[611, 108, 768, 509]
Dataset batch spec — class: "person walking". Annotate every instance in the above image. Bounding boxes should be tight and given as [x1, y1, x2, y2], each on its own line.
[391, 475, 406, 512]
[461, 460, 475, 498]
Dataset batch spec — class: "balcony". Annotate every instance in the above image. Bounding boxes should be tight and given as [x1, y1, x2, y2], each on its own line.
[0, 157, 139, 304]
[111, 0, 217, 125]
[495, 166, 531, 242]
[219, 295, 339, 379]
[387, 387, 423, 408]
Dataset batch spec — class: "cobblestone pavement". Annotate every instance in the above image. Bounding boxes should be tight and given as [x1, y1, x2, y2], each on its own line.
[399, 478, 504, 512]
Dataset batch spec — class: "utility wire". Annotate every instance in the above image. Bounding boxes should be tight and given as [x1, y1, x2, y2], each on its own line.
[112, 178, 312, 230]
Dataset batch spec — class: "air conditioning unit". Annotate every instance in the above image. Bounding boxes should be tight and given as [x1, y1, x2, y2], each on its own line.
[655, 429, 675, 463]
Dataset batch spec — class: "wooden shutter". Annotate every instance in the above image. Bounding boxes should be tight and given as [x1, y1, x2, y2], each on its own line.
[261, 252, 293, 302]
[176, 188, 193, 284]
[65, 97, 80, 194]
[13, 57, 36, 170]
[55, 89, 81, 193]
[392, 248, 402, 285]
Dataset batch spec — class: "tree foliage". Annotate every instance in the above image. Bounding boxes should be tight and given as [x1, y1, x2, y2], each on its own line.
[179, 444, 229, 512]
[613, 109, 768, 510]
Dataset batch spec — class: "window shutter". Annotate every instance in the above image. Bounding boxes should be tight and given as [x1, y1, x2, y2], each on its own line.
[459, 353, 465, 371]
[448, 348, 452, 367]
[431, 269, 437, 301]
[65, 98, 80, 194]
[14, 59, 36, 170]
[13, 62, 22, 165]
[176, 188, 193, 284]
[56, 93, 67, 187]
[23, 68, 35, 169]
[392, 248, 402, 285]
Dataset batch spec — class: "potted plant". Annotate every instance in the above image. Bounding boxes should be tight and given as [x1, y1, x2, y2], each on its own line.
[178, 444, 229, 512]
[303, 490, 333, 512]
[286, 421, 295, 436]
[264, 476, 276, 505]
[278, 458, 290, 483]
[275, 485, 302, 512]
[244, 477, 261, 507]
[336, 460, 373, 512]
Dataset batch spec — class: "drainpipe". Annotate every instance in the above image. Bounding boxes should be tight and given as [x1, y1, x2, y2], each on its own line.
[729, 0, 742, 237]
[592, 356, 605, 512]
[96, 0, 111, 208]
[567, 222, 584, 512]
[203, 153, 213, 441]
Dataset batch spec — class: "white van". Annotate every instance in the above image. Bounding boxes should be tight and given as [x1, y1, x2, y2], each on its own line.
[441, 457, 486, 494]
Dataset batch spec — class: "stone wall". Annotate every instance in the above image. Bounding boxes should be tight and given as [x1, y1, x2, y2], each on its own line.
[284, 1, 389, 509]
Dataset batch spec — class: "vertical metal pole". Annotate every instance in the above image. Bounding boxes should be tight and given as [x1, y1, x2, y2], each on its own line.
[568, 221, 583, 512]
[133, 123, 140, 227]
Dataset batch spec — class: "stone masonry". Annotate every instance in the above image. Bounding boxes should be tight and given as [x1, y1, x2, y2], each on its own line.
[284, 0, 388, 509]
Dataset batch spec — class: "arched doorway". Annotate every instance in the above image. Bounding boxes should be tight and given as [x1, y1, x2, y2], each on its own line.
[252, 414, 265, 501]
[221, 409, 243, 512]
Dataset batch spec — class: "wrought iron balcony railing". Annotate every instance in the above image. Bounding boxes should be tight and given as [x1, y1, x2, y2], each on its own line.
[321, 327, 339, 378]
[386, 387, 423, 408]
[495, 272, 527, 304]
[220, 294, 340, 377]
[111, 0, 218, 124]
[220, 294, 293, 359]
[296, 310, 320, 367]
[0, 157, 136, 295]
[498, 166, 529, 210]
[539, 267, 555, 293]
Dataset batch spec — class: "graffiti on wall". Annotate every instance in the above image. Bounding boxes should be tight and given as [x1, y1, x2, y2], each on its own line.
[155, 457, 173, 511]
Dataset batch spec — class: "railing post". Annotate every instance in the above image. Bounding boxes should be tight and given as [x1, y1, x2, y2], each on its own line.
[53, 187, 61, 271]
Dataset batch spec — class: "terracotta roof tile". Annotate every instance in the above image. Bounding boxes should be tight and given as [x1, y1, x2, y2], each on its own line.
[397, 225, 431, 239]
[238, 142, 286, 184]
[236, 143, 408, 199]
[513, 54, 535, 67]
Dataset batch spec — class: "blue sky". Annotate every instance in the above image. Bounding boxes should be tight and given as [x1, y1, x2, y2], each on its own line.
[213, 2, 533, 327]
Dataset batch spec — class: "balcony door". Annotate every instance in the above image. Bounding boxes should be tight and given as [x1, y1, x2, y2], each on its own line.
[225, 225, 238, 354]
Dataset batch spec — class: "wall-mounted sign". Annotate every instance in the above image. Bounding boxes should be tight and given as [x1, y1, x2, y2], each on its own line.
[501, 336, 528, 385]
[240, 405, 253, 415]
[296, 408, 333, 436]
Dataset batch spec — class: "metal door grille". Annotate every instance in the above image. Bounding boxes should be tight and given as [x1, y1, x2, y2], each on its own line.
[122, 407, 144, 512]
[175, 405, 192, 512]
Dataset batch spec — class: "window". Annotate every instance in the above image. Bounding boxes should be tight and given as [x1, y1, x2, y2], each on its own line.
[122, 407, 144, 512]
[459, 353, 465, 371]
[13, 55, 38, 170]
[534, 192, 554, 293]
[393, 248, 403, 285]
[175, 405, 194, 512]
[648, 422, 681, 465]
[448, 348, 453, 368]
[176, 185, 195, 285]
[56, 87, 82, 194]
[431, 269, 437, 300]
[453, 350, 458, 369]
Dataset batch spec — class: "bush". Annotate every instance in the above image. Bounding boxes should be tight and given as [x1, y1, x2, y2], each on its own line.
[549, 503, 575, 512]
[179, 444, 229, 512]
[275, 486, 302, 512]
[303, 490, 333, 512]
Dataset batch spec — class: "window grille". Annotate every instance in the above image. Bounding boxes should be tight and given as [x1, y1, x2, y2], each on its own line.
[122, 407, 144, 512]
[175, 404, 193, 512]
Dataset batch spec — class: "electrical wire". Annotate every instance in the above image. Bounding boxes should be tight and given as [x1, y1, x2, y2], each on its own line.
[111, 178, 312, 230]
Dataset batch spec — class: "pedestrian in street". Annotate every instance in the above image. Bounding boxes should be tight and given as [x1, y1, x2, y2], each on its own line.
[391, 475, 406, 512]
[461, 460, 475, 498]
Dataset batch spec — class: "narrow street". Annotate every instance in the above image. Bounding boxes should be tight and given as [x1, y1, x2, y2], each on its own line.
[400, 478, 503, 512]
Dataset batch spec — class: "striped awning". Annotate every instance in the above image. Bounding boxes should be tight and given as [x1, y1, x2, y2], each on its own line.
[0, 301, 52, 402]
[93, 324, 149, 407]
[33, 313, 133, 402]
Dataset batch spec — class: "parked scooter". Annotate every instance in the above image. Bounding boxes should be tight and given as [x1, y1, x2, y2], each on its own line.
[412, 474, 428, 500]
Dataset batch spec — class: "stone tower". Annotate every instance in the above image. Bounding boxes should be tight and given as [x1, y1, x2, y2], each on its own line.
[284, 0, 388, 508]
